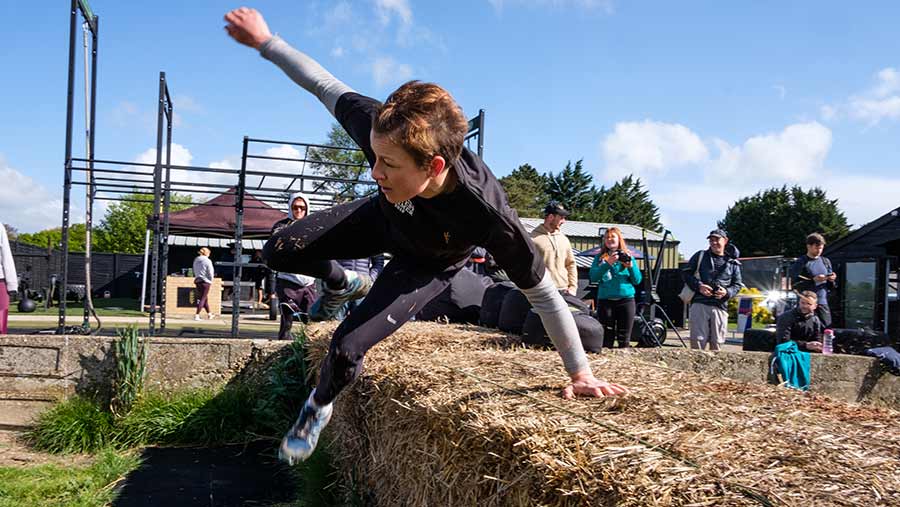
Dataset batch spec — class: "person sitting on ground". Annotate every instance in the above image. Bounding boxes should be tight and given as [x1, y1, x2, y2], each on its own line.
[271, 192, 319, 339]
[192, 247, 215, 321]
[775, 290, 825, 352]
[790, 232, 836, 327]
[224, 6, 627, 466]
[531, 201, 578, 296]
[589, 227, 641, 348]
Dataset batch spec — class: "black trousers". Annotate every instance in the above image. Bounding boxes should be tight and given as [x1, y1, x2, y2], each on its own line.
[597, 298, 636, 348]
[263, 197, 459, 406]
[276, 278, 318, 340]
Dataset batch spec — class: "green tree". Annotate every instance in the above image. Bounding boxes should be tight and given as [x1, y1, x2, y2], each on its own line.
[17, 223, 89, 252]
[719, 185, 849, 257]
[308, 123, 372, 202]
[498, 163, 547, 218]
[94, 192, 194, 254]
[594, 175, 662, 231]
[544, 160, 595, 219]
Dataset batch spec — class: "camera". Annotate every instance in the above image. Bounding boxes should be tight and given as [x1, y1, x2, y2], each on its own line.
[615, 250, 632, 263]
[709, 283, 723, 293]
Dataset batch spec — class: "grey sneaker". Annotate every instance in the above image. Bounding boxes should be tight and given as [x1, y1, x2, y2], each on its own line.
[309, 270, 372, 321]
[279, 391, 333, 465]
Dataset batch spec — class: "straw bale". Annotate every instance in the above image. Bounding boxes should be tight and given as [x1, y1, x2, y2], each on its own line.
[302, 322, 900, 506]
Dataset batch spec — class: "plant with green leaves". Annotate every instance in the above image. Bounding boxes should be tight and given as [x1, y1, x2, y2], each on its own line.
[110, 326, 148, 418]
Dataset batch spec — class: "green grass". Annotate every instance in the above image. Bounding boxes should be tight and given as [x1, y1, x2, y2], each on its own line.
[28, 397, 115, 454]
[0, 448, 140, 507]
[10, 298, 144, 317]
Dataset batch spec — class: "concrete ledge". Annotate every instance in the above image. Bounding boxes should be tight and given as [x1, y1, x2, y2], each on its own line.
[630, 348, 899, 407]
[1, 332, 897, 428]
[0, 334, 289, 427]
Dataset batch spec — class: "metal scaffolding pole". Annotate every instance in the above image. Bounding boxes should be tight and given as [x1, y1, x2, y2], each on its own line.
[231, 137, 249, 337]
[148, 72, 166, 335]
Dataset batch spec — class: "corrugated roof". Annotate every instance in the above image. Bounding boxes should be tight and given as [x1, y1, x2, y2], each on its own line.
[168, 235, 266, 250]
[519, 218, 674, 242]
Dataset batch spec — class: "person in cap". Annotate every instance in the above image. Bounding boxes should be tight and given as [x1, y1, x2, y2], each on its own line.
[192, 247, 215, 321]
[681, 229, 743, 350]
[224, 7, 627, 466]
[530, 201, 578, 296]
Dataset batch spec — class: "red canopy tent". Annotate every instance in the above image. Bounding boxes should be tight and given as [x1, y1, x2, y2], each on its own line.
[162, 188, 287, 239]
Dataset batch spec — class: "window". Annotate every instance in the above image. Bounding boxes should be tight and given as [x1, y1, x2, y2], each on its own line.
[844, 262, 877, 329]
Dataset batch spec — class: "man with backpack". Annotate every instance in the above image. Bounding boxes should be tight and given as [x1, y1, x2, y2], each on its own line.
[682, 229, 743, 350]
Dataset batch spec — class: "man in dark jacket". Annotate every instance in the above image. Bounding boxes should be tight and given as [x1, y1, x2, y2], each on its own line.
[682, 229, 743, 350]
[790, 232, 836, 327]
[776, 291, 824, 352]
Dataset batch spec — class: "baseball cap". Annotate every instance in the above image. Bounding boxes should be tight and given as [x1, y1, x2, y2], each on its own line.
[544, 201, 570, 217]
[707, 229, 728, 239]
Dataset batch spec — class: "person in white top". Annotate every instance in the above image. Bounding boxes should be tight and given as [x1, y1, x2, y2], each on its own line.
[0, 223, 19, 335]
[192, 247, 216, 320]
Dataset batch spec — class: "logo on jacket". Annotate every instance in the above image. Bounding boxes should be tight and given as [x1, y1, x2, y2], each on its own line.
[443, 231, 450, 244]
[395, 200, 415, 216]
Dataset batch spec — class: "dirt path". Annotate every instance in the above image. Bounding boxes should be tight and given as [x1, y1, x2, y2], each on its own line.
[0, 430, 92, 468]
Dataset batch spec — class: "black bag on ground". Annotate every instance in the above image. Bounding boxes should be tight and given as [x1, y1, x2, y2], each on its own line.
[498, 289, 531, 334]
[521, 309, 604, 353]
[742, 329, 777, 352]
[418, 270, 491, 324]
[479, 281, 516, 328]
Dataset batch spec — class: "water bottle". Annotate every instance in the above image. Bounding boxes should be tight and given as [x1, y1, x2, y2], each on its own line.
[822, 329, 834, 355]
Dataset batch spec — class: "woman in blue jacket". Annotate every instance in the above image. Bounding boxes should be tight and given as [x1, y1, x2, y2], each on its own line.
[589, 227, 642, 348]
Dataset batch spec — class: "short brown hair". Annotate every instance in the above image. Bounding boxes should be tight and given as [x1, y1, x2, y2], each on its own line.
[374, 81, 468, 169]
[806, 232, 825, 246]
[799, 290, 818, 303]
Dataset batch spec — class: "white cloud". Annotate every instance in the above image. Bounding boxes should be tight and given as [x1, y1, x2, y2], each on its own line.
[602, 120, 708, 179]
[708, 122, 831, 182]
[371, 56, 414, 89]
[375, 0, 413, 26]
[823, 67, 900, 125]
[0, 155, 77, 234]
[331, 46, 346, 58]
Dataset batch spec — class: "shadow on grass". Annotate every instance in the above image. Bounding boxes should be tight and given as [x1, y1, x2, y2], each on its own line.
[111, 440, 337, 507]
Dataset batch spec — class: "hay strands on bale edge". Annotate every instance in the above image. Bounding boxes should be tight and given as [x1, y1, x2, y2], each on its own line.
[446, 365, 779, 507]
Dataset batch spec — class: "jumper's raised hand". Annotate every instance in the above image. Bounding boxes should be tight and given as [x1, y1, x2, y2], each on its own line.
[224, 7, 272, 49]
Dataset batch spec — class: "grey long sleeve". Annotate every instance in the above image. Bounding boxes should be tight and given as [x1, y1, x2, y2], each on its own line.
[258, 35, 354, 116]
[521, 272, 591, 376]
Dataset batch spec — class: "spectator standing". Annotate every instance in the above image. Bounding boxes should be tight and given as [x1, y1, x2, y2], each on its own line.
[192, 247, 215, 321]
[790, 233, 836, 327]
[589, 227, 642, 348]
[272, 192, 318, 339]
[531, 201, 578, 296]
[682, 229, 743, 350]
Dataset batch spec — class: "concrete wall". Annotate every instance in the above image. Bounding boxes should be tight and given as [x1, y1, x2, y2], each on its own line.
[0, 334, 285, 428]
[1, 333, 897, 428]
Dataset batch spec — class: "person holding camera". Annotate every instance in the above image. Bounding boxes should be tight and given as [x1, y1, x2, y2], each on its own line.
[682, 229, 743, 350]
[530, 201, 578, 296]
[0, 222, 18, 335]
[589, 227, 642, 348]
[789, 232, 836, 327]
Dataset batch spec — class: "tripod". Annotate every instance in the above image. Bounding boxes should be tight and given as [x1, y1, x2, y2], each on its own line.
[635, 229, 687, 348]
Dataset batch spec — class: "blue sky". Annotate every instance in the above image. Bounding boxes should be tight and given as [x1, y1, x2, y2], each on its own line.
[2, 1, 900, 255]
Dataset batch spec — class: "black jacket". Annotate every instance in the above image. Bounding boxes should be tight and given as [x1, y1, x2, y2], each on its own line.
[776, 307, 824, 351]
[682, 249, 743, 309]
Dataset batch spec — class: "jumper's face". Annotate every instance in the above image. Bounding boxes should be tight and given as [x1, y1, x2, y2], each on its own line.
[708, 235, 726, 256]
[604, 232, 621, 250]
[798, 296, 817, 315]
[370, 132, 431, 204]
[806, 242, 825, 258]
[291, 198, 308, 220]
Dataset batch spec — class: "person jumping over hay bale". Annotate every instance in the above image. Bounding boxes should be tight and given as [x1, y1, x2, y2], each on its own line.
[224, 7, 628, 466]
